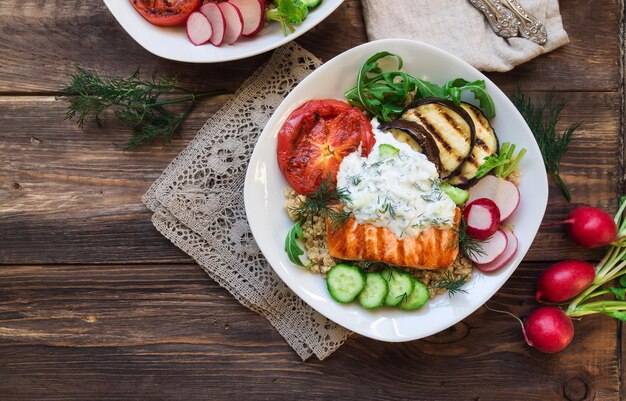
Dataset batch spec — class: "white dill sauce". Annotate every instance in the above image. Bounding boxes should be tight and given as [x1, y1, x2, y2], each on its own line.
[336, 119, 456, 239]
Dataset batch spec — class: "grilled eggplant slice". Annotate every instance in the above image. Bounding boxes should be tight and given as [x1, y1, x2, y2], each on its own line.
[447, 103, 499, 188]
[400, 98, 475, 179]
[377, 120, 442, 173]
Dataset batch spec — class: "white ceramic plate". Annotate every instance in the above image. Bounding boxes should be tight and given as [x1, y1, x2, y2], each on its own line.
[103, 0, 343, 63]
[244, 39, 548, 342]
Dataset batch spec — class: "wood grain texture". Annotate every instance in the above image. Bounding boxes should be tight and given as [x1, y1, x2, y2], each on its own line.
[0, 92, 619, 264]
[0, 1, 621, 93]
[0, 263, 619, 401]
[0, 0, 623, 400]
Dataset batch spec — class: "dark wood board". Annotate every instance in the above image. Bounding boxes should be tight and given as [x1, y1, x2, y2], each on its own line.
[0, 0, 624, 400]
[0, 263, 619, 401]
[0, 92, 620, 264]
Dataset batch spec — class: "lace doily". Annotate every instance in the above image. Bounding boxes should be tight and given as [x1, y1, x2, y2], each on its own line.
[143, 42, 351, 360]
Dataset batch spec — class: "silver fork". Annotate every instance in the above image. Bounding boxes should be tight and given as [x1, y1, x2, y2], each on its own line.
[469, 0, 548, 45]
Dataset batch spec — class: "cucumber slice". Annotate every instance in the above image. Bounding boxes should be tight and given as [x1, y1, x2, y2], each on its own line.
[358, 272, 389, 309]
[379, 143, 400, 158]
[326, 264, 366, 303]
[440, 182, 469, 205]
[382, 268, 414, 306]
[400, 279, 430, 311]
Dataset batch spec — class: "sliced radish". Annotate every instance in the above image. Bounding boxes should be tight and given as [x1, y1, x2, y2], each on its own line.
[200, 3, 226, 46]
[229, 0, 264, 37]
[464, 198, 501, 240]
[469, 229, 508, 265]
[218, 2, 244, 45]
[468, 175, 520, 221]
[476, 230, 518, 272]
[186, 11, 213, 46]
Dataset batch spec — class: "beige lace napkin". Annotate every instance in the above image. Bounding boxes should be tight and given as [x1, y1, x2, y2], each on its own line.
[143, 42, 351, 361]
[361, 0, 569, 72]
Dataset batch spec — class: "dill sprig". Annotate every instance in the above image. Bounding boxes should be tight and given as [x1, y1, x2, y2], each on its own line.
[456, 217, 486, 260]
[290, 177, 352, 225]
[62, 66, 226, 150]
[432, 271, 468, 297]
[511, 90, 580, 202]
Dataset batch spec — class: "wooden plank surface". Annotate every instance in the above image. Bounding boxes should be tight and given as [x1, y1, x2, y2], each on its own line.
[0, 0, 624, 400]
[0, 92, 619, 264]
[0, 263, 619, 401]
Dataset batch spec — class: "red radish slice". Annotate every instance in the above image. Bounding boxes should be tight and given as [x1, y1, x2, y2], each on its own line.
[476, 230, 518, 272]
[200, 3, 226, 46]
[464, 198, 501, 240]
[186, 11, 213, 46]
[468, 175, 520, 221]
[469, 229, 508, 265]
[218, 2, 243, 45]
[229, 0, 264, 37]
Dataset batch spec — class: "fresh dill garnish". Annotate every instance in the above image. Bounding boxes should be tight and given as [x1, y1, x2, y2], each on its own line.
[432, 271, 468, 297]
[378, 198, 397, 219]
[421, 185, 443, 203]
[455, 217, 486, 259]
[349, 175, 363, 186]
[511, 90, 580, 202]
[290, 177, 352, 226]
[62, 66, 226, 150]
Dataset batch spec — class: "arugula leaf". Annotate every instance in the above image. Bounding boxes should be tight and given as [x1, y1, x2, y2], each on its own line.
[284, 222, 309, 267]
[620, 275, 626, 287]
[610, 287, 626, 300]
[345, 52, 496, 122]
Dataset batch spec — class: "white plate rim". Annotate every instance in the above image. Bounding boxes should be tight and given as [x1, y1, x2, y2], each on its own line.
[244, 38, 548, 342]
[103, 0, 344, 63]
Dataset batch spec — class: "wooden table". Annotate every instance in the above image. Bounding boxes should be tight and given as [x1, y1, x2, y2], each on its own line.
[0, 1, 623, 400]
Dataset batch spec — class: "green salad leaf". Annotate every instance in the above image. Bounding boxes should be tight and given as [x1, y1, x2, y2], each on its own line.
[285, 222, 309, 268]
[475, 142, 526, 179]
[345, 52, 496, 122]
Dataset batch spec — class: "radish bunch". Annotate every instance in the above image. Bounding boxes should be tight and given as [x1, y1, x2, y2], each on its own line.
[186, 0, 265, 46]
[463, 175, 521, 272]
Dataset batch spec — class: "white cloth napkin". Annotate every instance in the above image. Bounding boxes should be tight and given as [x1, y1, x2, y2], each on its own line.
[361, 0, 569, 72]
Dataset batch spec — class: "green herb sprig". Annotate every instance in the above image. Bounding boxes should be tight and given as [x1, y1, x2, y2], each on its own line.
[456, 217, 486, 261]
[290, 177, 352, 225]
[432, 271, 469, 297]
[62, 66, 226, 150]
[344, 52, 496, 122]
[476, 142, 527, 179]
[266, 0, 320, 36]
[511, 90, 580, 201]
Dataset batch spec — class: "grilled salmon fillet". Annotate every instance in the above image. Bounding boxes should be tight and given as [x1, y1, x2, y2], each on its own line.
[326, 208, 461, 270]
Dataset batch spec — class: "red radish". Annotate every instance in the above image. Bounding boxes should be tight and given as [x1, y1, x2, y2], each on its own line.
[476, 230, 518, 272]
[469, 229, 507, 265]
[186, 11, 213, 46]
[201, 3, 226, 46]
[523, 306, 574, 353]
[536, 260, 596, 302]
[464, 198, 501, 240]
[218, 2, 244, 45]
[468, 175, 520, 221]
[229, 0, 265, 37]
[562, 206, 617, 248]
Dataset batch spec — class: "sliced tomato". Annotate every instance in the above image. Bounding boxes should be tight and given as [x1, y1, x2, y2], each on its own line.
[277, 99, 375, 195]
[130, 0, 202, 27]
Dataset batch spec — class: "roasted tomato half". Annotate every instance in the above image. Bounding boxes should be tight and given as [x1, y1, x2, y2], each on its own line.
[277, 99, 375, 195]
[130, 0, 202, 27]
